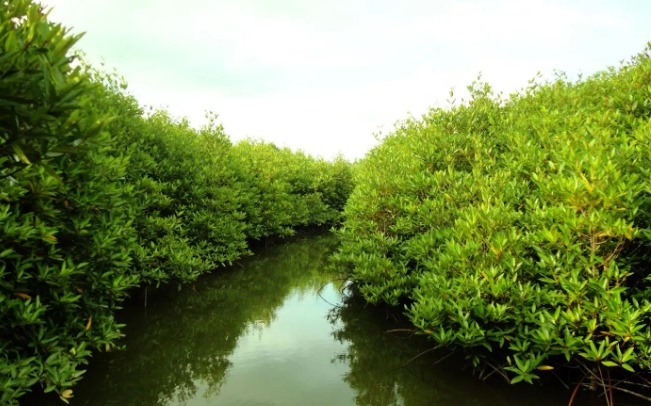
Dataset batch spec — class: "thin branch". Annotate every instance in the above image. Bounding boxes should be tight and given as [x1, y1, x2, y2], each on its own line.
[612, 386, 651, 402]
[482, 361, 510, 382]
[428, 349, 458, 367]
[612, 379, 651, 390]
[568, 376, 585, 406]
[394, 345, 444, 370]
[552, 371, 570, 390]
[317, 281, 344, 308]
[597, 365, 611, 406]
[607, 368, 613, 406]
[385, 328, 418, 334]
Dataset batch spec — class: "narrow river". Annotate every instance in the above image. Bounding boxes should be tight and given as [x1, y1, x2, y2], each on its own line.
[30, 234, 624, 405]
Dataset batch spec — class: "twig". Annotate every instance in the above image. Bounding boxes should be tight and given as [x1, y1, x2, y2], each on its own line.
[396, 345, 444, 370]
[552, 371, 570, 390]
[385, 328, 418, 335]
[429, 349, 457, 367]
[481, 361, 510, 382]
[597, 365, 611, 406]
[568, 376, 585, 406]
[607, 367, 613, 406]
[317, 281, 344, 308]
[612, 379, 651, 390]
[612, 386, 651, 402]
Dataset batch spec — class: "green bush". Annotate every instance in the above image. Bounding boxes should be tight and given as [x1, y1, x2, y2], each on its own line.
[0, 2, 139, 403]
[231, 140, 353, 240]
[333, 46, 651, 388]
[120, 110, 249, 284]
[83, 73, 250, 285]
[0, 2, 355, 403]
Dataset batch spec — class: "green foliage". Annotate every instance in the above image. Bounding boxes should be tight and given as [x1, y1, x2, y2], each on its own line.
[231, 140, 353, 240]
[117, 109, 249, 284]
[0, 1, 355, 403]
[333, 45, 651, 386]
[0, 1, 138, 403]
[58, 235, 339, 405]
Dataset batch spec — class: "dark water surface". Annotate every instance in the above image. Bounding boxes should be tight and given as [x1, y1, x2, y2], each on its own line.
[28, 234, 639, 405]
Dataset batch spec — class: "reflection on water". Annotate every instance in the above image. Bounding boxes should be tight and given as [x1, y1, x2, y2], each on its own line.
[329, 295, 610, 406]
[66, 234, 349, 406]
[26, 234, 637, 405]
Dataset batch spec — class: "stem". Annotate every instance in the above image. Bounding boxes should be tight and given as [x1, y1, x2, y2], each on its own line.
[483, 361, 510, 382]
[385, 328, 418, 334]
[607, 367, 613, 406]
[597, 365, 611, 406]
[396, 345, 443, 369]
[568, 376, 585, 406]
[612, 386, 651, 402]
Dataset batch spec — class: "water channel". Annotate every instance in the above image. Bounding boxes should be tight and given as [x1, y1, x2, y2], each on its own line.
[29, 234, 635, 405]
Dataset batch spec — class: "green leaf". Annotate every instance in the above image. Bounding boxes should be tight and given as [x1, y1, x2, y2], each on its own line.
[11, 143, 31, 164]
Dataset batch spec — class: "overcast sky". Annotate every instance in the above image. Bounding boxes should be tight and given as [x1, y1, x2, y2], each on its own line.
[42, 0, 651, 160]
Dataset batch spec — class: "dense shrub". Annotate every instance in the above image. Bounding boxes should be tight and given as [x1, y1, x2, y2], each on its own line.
[85, 75, 250, 285]
[0, 2, 139, 403]
[119, 110, 249, 284]
[0, 2, 354, 404]
[333, 47, 651, 390]
[231, 140, 353, 240]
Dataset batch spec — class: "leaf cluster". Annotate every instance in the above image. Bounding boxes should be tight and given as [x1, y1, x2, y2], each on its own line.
[332, 44, 651, 389]
[0, 2, 355, 403]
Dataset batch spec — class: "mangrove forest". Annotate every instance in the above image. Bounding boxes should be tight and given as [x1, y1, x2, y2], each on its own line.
[2, 0, 651, 404]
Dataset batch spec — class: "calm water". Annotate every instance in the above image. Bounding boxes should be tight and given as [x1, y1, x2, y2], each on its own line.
[27, 234, 638, 405]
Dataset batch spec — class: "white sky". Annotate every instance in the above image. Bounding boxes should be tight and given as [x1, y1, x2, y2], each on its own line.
[42, 0, 651, 160]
